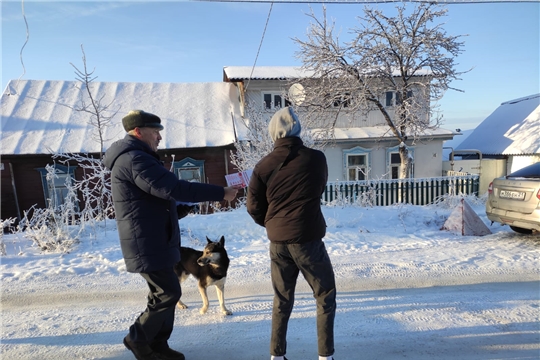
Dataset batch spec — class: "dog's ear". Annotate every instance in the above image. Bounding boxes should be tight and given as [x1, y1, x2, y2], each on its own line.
[206, 236, 212, 244]
[219, 235, 225, 246]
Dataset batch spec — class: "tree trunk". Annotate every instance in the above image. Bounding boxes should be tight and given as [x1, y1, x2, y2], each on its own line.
[399, 145, 411, 179]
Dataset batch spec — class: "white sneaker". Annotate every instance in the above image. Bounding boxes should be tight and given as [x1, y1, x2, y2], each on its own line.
[271, 356, 286, 360]
[319, 356, 334, 360]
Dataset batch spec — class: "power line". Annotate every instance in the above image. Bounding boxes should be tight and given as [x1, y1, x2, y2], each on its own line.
[194, 0, 538, 3]
[246, 2, 274, 93]
[11, 0, 30, 96]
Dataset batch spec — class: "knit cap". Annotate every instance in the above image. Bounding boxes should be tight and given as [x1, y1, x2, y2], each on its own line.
[268, 107, 302, 142]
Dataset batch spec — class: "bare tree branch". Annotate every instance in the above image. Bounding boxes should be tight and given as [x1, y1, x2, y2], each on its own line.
[293, 3, 468, 178]
[70, 44, 118, 159]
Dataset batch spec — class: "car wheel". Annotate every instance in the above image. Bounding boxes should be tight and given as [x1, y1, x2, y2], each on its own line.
[509, 226, 533, 234]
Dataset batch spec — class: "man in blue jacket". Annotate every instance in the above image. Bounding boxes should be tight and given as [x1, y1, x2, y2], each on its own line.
[103, 110, 238, 360]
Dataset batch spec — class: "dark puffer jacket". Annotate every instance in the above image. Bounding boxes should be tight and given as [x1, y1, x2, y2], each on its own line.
[247, 137, 327, 243]
[103, 135, 224, 273]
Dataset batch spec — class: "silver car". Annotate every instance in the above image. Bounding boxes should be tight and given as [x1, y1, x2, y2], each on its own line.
[486, 162, 540, 234]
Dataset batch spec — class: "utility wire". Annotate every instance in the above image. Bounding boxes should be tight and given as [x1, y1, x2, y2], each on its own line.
[195, 0, 537, 3]
[245, 2, 274, 93]
[11, 0, 30, 96]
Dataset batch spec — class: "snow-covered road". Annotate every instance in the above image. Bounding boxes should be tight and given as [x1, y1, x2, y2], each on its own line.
[1, 204, 539, 359]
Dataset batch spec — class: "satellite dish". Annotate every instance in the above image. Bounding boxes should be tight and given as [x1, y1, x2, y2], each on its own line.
[288, 83, 305, 105]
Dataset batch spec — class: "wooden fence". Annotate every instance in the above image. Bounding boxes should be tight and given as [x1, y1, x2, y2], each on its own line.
[322, 175, 480, 206]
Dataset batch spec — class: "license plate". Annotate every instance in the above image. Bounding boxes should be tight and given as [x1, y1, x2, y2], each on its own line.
[499, 190, 525, 200]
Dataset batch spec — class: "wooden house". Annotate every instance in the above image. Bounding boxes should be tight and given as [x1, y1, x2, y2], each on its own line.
[1, 80, 245, 221]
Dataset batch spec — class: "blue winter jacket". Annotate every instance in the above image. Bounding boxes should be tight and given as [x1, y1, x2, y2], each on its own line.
[103, 135, 225, 273]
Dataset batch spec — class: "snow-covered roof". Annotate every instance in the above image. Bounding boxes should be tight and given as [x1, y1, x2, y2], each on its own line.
[326, 126, 455, 141]
[223, 66, 313, 81]
[1, 80, 246, 155]
[455, 94, 540, 156]
[223, 66, 431, 81]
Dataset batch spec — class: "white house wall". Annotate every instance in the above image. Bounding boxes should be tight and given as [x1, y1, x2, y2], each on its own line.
[413, 141, 445, 178]
[324, 139, 445, 181]
[243, 80, 391, 128]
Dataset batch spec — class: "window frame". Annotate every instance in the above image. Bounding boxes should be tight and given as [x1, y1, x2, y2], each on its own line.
[262, 92, 291, 111]
[172, 157, 206, 183]
[384, 90, 413, 108]
[332, 92, 351, 108]
[343, 146, 372, 181]
[36, 164, 77, 209]
[386, 146, 415, 179]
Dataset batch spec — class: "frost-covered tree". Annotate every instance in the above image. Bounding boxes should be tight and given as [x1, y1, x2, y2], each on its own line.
[70, 45, 117, 159]
[231, 102, 319, 176]
[231, 104, 276, 174]
[51, 152, 114, 223]
[61, 45, 115, 222]
[47, 46, 115, 226]
[293, 3, 466, 178]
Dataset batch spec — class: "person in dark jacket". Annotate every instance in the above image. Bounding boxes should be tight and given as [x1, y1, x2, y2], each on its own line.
[246, 107, 336, 360]
[103, 110, 238, 360]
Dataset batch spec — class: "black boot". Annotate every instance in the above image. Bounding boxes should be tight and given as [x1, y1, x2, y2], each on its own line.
[150, 343, 186, 360]
[123, 336, 162, 360]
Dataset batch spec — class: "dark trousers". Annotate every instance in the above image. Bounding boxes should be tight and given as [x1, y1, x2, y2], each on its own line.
[129, 268, 182, 348]
[269, 240, 336, 357]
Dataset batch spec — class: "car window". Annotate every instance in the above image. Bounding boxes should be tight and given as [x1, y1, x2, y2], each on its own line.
[507, 162, 540, 179]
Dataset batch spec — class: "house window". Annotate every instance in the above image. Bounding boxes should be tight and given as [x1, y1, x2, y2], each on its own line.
[172, 157, 205, 183]
[263, 92, 291, 110]
[385, 91, 394, 107]
[387, 146, 415, 179]
[384, 90, 413, 107]
[390, 153, 401, 179]
[343, 147, 371, 181]
[348, 155, 367, 181]
[333, 92, 351, 108]
[36, 164, 77, 209]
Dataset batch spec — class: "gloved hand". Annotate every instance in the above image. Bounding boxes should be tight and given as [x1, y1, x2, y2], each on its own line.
[177, 204, 195, 219]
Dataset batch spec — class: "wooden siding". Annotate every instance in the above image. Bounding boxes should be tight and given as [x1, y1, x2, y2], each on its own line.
[0, 146, 237, 221]
[1, 160, 20, 220]
[160, 146, 236, 187]
[2, 155, 50, 221]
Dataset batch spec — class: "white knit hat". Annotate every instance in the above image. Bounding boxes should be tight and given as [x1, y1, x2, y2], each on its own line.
[268, 107, 302, 142]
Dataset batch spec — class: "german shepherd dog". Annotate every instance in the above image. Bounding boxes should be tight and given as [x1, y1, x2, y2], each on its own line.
[173, 236, 232, 315]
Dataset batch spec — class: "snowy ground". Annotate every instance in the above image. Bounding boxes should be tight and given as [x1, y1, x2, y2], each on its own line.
[1, 199, 539, 360]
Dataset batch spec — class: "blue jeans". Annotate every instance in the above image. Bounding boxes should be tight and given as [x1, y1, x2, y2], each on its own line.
[269, 240, 336, 357]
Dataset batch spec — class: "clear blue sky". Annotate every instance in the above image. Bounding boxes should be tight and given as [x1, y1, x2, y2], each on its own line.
[2, 1, 539, 131]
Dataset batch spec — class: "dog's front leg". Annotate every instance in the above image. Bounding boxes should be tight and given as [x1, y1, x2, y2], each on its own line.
[214, 278, 232, 315]
[176, 299, 188, 310]
[197, 284, 209, 314]
[176, 273, 190, 309]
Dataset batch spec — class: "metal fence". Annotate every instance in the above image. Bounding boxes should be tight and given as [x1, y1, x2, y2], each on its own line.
[322, 175, 480, 206]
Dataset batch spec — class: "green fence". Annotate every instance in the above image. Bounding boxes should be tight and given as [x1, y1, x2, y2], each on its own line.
[322, 175, 480, 206]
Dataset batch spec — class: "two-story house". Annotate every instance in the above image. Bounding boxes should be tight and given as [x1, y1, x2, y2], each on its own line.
[223, 66, 457, 182]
